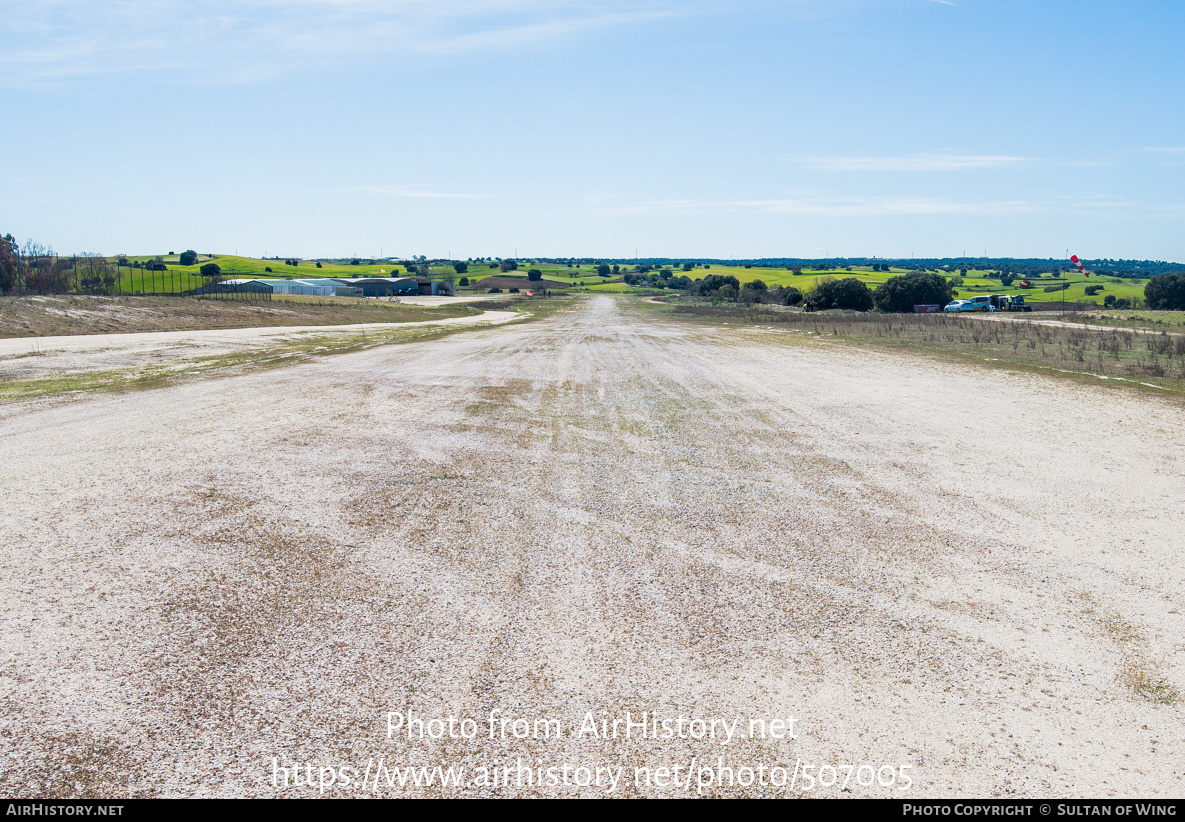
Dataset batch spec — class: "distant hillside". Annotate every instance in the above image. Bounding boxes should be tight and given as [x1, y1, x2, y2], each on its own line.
[475, 276, 569, 290]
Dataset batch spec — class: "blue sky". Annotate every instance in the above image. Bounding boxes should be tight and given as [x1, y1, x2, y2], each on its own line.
[2, 0, 1183, 260]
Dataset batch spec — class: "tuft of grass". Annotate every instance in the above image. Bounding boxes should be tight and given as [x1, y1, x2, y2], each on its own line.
[1102, 614, 1142, 643]
[1121, 664, 1180, 704]
[648, 301, 1185, 396]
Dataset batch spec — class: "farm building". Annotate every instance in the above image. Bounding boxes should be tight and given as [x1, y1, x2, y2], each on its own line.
[329, 277, 421, 297]
[213, 278, 357, 296]
[197, 276, 455, 298]
[328, 276, 456, 297]
[290, 279, 366, 297]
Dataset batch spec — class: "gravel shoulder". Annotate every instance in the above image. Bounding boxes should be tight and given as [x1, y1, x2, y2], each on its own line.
[0, 310, 519, 381]
[0, 295, 481, 340]
[0, 296, 1181, 798]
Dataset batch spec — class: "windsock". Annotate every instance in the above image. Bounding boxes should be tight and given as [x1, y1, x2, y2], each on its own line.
[1070, 255, 1090, 277]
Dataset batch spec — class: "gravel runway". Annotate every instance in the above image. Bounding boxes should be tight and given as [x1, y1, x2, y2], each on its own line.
[0, 296, 1181, 798]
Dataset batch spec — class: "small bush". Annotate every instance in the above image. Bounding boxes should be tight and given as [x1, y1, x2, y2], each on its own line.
[459, 277, 469, 287]
[873, 272, 953, 313]
[782, 286, 803, 306]
[695, 273, 741, 301]
[527, 269, 542, 281]
[812, 277, 873, 311]
[509, 287, 520, 293]
[487, 287, 502, 293]
[199, 262, 221, 278]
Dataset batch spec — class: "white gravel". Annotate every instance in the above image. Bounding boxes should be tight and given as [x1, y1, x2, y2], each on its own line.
[0, 310, 519, 381]
[0, 296, 1181, 798]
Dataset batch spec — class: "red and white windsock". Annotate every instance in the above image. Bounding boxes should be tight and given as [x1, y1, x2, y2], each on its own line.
[1070, 254, 1090, 277]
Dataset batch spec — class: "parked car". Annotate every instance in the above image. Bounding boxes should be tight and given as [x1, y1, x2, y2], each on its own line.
[967, 295, 996, 312]
[943, 299, 972, 313]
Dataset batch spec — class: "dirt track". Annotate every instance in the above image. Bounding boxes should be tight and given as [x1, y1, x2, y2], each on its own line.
[1, 296, 1182, 798]
[0, 310, 518, 381]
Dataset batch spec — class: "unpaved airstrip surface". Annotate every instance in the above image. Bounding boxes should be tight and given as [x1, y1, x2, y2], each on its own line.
[1, 296, 1182, 798]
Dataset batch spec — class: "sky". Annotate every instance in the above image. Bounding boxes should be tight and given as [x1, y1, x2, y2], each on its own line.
[2, 0, 1183, 261]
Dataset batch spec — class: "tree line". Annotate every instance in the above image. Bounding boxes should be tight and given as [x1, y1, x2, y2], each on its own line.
[678, 270, 1185, 312]
[0, 235, 119, 295]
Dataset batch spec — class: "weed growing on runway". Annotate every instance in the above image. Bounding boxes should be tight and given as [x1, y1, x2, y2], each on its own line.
[656, 302, 1185, 396]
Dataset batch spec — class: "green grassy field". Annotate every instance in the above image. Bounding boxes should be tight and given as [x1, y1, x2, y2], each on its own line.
[488, 261, 1149, 305]
[109, 256, 1152, 306]
[581, 282, 633, 292]
[660, 263, 1148, 306]
[113, 254, 426, 294]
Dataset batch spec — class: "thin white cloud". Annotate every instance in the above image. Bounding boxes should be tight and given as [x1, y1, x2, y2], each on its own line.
[1054, 195, 1185, 217]
[588, 196, 1034, 217]
[278, 183, 491, 199]
[590, 194, 1185, 218]
[349, 185, 492, 200]
[1054, 194, 1137, 210]
[789, 153, 1031, 172]
[0, 0, 693, 85]
[1140, 147, 1185, 166]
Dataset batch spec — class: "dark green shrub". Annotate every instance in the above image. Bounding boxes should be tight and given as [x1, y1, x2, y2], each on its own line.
[813, 277, 873, 311]
[696, 273, 740, 300]
[1144, 272, 1185, 310]
[873, 272, 953, 313]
